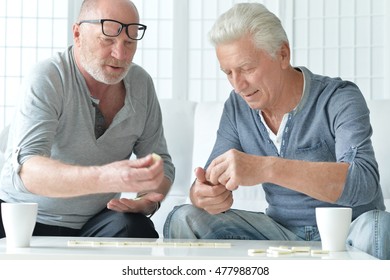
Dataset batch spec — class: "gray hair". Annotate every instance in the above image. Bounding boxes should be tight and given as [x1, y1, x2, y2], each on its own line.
[208, 3, 288, 58]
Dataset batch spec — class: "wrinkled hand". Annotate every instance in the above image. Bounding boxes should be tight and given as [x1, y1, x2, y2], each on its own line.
[190, 167, 233, 215]
[107, 192, 164, 215]
[205, 149, 263, 190]
[100, 154, 165, 194]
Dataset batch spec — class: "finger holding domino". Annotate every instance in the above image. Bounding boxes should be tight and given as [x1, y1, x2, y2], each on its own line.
[151, 153, 162, 163]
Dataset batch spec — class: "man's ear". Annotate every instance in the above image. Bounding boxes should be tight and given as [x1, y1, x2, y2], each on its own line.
[278, 42, 291, 69]
[72, 24, 81, 46]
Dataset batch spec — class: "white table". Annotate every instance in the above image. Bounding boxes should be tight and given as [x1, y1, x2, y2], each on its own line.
[0, 237, 377, 260]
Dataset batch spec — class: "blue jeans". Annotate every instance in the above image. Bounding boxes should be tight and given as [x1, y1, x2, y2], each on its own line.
[163, 204, 390, 260]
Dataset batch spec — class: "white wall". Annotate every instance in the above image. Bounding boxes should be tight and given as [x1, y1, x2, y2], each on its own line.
[290, 0, 388, 100]
[0, 0, 388, 131]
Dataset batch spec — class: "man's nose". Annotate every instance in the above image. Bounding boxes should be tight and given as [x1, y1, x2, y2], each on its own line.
[111, 41, 129, 60]
[231, 72, 247, 94]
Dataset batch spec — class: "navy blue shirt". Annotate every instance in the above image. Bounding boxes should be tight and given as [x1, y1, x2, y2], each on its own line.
[205, 67, 385, 227]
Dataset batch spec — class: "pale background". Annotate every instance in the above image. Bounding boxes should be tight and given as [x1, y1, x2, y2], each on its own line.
[1, 0, 389, 130]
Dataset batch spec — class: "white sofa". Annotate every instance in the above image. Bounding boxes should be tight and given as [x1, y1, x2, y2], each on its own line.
[0, 99, 389, 236]
[152, 99, 390, 235]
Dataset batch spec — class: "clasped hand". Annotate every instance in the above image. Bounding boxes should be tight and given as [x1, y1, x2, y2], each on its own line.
[191, 149, 263, 214]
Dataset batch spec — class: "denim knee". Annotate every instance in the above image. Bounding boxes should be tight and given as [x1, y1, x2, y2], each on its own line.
[163, 204, 198, 238]
[348, 210, 390, 260]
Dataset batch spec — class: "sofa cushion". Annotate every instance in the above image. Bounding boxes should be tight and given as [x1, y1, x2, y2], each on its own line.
[150, 99, 197, 233]
[159, 99, 197, 197]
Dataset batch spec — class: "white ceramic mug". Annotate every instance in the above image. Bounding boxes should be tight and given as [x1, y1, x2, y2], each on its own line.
[1, 202, 38, 248]
[315, 207, 352, 252]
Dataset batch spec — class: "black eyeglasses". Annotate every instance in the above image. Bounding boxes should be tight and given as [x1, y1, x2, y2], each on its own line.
[78, 19, 147, 40]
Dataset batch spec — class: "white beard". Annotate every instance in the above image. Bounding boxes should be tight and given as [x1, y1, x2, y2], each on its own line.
[78, 42, 131, 85]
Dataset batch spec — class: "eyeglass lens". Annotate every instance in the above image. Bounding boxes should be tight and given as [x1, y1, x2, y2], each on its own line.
[102, 20, 145, 40]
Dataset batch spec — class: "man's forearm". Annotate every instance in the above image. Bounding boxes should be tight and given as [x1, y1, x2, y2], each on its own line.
[19, 155, 102, 197]
[19, 155, 170, 198]
[267, 157, 349, 203]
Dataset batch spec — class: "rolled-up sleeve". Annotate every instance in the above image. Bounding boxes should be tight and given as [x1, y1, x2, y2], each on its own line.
[332, 86, 381, 206]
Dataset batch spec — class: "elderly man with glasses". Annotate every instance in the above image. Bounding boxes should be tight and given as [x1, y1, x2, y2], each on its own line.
[0, 0, 174, 238]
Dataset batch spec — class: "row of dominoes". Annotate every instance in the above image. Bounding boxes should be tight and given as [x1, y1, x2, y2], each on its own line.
[67, 240, 231, 248]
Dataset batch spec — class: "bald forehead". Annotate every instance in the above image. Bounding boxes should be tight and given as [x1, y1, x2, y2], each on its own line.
[78, 0, 139, 22]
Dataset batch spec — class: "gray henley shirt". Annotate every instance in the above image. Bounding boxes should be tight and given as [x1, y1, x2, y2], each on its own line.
[0, 46, 175, 229]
